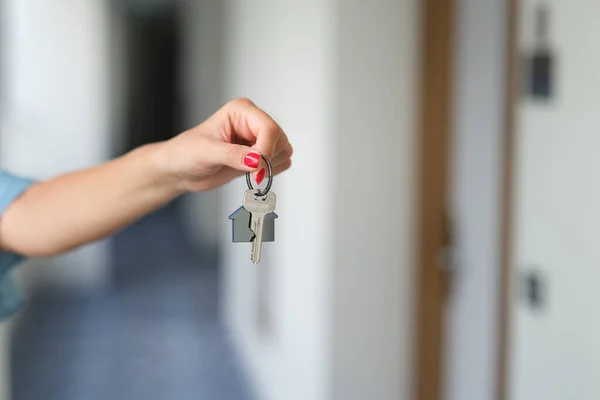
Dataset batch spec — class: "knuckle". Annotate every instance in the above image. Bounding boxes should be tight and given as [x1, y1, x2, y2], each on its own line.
[230, 97, 254, 108]
[266, 120, 282, 136]
[277, 132, 289, 147]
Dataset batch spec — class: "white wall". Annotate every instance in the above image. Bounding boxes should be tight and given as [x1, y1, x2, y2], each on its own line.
[509, 1, 600, 399]
[445, 1, 507, 400]
[216, 1, 420, 400]
[178, 0, 225, 251]
[329, 1, 419, 399]
[219, 1, 334, 399]
[0, 3, 116, 397]
[0, 0, 112, 174]
[0, 0, 115, 291]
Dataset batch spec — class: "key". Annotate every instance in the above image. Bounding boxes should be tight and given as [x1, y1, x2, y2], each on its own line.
[243, 189, 277, 264]
[229, 205, 278, 243]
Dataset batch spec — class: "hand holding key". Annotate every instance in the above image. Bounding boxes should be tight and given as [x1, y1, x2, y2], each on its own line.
[0, 97, 291, 262]
[157, 98, 293, 193]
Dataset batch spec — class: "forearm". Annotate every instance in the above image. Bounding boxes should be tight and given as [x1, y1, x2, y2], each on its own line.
[0, 143, 183, 257]
[0, 99, 293, 257]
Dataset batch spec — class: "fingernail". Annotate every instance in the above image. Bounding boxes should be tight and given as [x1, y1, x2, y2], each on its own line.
[243, 152, 261, 168]
[256, 168, 266, 185]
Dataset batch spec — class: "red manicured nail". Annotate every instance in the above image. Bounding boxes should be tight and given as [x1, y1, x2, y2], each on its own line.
[256, 168, 266, 185]
[243, 153, 261, 168]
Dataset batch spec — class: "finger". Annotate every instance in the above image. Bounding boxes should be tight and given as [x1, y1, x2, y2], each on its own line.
[270, 147, 293, 168]
[205, 139, 263, 172]
[252, 141, 292, 183]
[257, 138, 292, 174]
[253, 153, 292, 184]
[278, 140, 294, 160]
[271, 132, 293, 160]
[225, 98, 284, 159]
[204, 157, 291, 192]
[272, 158, 292, 176]
[232, 154, 291, 182]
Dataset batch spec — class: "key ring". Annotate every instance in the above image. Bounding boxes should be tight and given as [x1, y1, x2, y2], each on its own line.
[246, 154, 273, 197]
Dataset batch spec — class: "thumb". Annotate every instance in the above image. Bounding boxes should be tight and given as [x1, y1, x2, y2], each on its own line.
[209, 140, 262, 172]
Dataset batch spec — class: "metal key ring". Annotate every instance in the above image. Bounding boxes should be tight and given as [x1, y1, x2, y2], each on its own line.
[246, 154, 273, 197]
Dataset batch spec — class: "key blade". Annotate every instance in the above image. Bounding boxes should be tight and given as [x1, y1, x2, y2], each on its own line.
[251, 242, 261, 264]
[244, 190, 276, 265]
[250, 217, 264, 264]
[250, 213, 265, 264]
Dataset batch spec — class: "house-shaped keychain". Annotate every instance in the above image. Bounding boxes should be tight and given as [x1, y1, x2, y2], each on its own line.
[229, 206, 278, 243]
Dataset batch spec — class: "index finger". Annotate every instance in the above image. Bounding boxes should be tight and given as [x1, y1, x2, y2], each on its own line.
[225, 98, 283, 160]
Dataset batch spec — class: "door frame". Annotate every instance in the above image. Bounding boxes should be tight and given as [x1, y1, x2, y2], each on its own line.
[414, 0, 521, 399]
[413, 1, 455, 400]
[497, 0, 520, 399]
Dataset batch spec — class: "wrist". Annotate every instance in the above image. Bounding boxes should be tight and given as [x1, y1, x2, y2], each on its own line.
[132, 142, 188, 199]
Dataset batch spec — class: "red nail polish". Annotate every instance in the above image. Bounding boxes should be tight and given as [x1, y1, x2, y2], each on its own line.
[243, 153, 261, 168]
[256, 168, 266, 185]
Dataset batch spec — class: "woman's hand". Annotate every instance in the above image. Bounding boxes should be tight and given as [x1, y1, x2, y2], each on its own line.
[0, 98, 293, 257]
[157, 98, 293, 193]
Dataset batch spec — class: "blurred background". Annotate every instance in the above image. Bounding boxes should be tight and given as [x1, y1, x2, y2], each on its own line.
[0, 0, 596, 400]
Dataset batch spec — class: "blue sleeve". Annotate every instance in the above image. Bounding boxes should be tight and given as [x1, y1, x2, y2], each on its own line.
[0, 171, 35, 318]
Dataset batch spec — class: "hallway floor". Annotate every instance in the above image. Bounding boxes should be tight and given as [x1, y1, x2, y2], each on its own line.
[11, 200, 253, 400]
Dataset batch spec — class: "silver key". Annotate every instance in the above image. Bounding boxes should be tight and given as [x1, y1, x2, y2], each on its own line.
[243, 189, 276, 264]
[229, 206, 278, 243]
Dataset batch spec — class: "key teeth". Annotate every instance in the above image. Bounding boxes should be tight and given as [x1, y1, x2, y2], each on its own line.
[250, 245, 259, 264]
[249, 235, 258, 264]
